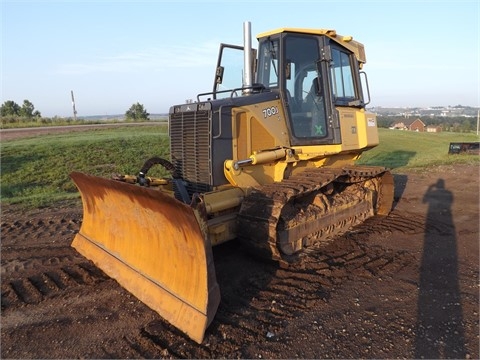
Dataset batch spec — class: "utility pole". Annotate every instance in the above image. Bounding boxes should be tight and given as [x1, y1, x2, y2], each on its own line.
[477, 109, 479, 136]
[71, 90, 77, 121]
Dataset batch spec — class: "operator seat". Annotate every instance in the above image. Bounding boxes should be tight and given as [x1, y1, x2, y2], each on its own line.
[303, 78, 321, 111]
[303, 78, 326, 137]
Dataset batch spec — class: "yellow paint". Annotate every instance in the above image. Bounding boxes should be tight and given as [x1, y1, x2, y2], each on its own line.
[256, 28, 366, 64]
[70, 172, 220, 344]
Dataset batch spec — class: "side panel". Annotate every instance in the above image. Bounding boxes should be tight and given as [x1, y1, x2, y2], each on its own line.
[358, 110, 380, 148]
[212, 103, 234, 186]
[209, 95, 288, 188]
[338, 109, 359, 147]
[337, 107, 379, 150]
[233, 97, 290, 160]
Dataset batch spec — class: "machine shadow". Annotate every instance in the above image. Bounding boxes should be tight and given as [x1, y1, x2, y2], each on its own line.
[393, 173, 408, 208]
[360, 150, 416, 208]
[414, 178, 466, 358]
[361, 150, 416, 170]
[209, 240, 281, 337]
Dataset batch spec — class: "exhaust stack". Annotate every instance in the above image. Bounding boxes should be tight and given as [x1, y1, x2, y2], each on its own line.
[243, 21, 253, 92]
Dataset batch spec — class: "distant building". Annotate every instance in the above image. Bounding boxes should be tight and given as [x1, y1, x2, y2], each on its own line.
[426, 125, 442, 133]
[390, 118, 426, 132]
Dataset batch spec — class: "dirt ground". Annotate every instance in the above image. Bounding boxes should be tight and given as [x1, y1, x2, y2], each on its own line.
[1, 161, 479, 359]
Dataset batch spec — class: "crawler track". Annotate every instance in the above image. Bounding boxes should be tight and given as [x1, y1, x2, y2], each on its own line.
[237, 166, 394, 262]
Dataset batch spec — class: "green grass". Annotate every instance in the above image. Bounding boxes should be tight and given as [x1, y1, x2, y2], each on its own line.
[1, 126, 479, 209]
[1, 125, 170, 208]
[358, 129, 480, 171]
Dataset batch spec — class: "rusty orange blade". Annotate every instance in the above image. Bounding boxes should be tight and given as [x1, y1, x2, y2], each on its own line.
[70, 171, 220, 344]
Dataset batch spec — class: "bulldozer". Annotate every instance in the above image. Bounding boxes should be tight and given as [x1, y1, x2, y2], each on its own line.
[70, 22, 394, 344]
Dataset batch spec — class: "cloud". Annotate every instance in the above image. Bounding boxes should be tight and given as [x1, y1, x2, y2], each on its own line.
[57, 41, 219, 75]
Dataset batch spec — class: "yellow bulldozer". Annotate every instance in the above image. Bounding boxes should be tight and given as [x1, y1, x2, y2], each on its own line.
[70, 22, 394, 344]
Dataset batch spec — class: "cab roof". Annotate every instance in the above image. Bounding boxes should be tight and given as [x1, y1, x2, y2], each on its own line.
[256, 27, 366, 64]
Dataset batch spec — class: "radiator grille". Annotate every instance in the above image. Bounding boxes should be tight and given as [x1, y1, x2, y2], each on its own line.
[169, 110, 212, 199]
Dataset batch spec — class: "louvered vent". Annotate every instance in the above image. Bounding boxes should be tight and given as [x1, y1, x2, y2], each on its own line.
[169, 109, 212, 200]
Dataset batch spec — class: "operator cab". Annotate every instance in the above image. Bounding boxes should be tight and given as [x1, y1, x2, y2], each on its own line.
[212, 28, 369, 146]
[256, 33, 329, 141]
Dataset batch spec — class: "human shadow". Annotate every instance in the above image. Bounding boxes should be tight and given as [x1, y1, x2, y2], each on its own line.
[414, 178, 466, 358]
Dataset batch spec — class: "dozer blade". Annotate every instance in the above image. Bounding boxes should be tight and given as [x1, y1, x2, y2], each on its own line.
[70, 171, 220, 344]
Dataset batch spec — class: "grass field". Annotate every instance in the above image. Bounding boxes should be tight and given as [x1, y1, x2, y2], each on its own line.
[1, 125, 169, 208]
[1, 126, 478, 208]
[358, 129, 480, 170]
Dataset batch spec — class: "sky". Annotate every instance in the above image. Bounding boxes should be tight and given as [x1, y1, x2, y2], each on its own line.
[1, 0, 479, 117]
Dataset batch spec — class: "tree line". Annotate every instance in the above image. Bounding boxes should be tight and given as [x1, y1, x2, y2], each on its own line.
[1, 100, 41, 118]
[1, 100, 150, 126]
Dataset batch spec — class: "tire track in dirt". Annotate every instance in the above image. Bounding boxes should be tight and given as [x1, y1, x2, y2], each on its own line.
[1, 216, 81, 247]
[1, 209, 110, 311]
[0, 205, 451, 358]
[111, 210, 421, 358]
[1, 261, 110, 309]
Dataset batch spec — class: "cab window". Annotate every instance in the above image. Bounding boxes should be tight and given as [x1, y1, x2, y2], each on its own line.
[284, 35, 327, 139]
[257, 39, 279, 88]
[331, 47, 355, 101]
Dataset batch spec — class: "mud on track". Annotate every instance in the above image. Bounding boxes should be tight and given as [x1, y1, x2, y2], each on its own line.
[1, 164, 479, 359]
